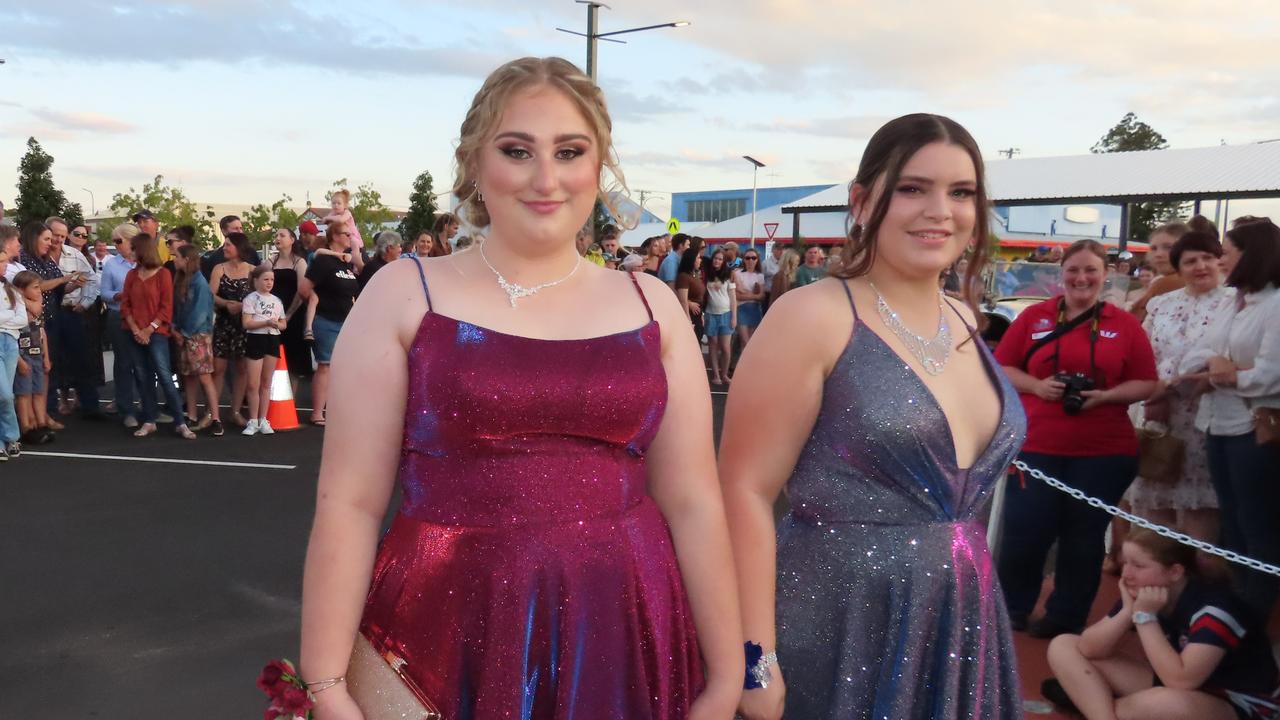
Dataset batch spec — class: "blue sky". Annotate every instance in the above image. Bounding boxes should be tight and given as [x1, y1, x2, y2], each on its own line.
[2, 1, 1278, 219]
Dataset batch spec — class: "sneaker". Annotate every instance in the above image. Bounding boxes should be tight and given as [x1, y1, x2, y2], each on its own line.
[0, 449, 6, 462]
[257, 419, 274, 435]
[157, 412, 174, 424]
[194, 414, 214, 431]
[6, 441, 20, 457]
[184, 415, 199, 427]
[210, 419, 225, 437]
[242, 419, 259, 436]
[123, 416, 139, 429]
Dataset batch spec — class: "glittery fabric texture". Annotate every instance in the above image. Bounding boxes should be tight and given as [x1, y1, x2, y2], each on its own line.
[360, 303, 703, 719]
[776, 297, 1028, 719]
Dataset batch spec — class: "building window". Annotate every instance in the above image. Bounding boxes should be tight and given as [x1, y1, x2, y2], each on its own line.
[686, 198, 746, 223]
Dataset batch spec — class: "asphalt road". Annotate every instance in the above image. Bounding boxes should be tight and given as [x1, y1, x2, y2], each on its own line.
[0, 381, 730, 719]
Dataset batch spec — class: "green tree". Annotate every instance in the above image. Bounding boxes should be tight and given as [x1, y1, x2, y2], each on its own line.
[326, 178, 395, 247]
[397, 171, 438, 243]
[242, 194, 301, 248]
[108, 175, 217, 248]
[13, 137, 83, 227]
[1091, 113, 1186, 242]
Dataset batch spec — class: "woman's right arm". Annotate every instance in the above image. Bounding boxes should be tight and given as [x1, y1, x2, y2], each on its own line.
[209, 265, 224, 310]
[300, 263, 422, 718]
[1077, 580, 1135, 658]
[721, 282, 847, 720]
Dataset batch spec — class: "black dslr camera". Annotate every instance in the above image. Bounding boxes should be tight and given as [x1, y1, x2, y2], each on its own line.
[1054, 372, 1096, 415]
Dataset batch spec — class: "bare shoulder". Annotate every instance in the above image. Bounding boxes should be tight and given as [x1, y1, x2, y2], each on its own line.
[633, 270, 682, 317]
[942, 296, 982, 329]
[353, 257, 432, 346]
[750, 277, 855, 368]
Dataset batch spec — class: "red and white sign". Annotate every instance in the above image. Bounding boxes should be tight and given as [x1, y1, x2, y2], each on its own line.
[763, 222, 779, 240]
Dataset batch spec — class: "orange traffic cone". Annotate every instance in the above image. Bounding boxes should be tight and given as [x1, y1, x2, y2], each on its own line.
[266, 346, 300, 431]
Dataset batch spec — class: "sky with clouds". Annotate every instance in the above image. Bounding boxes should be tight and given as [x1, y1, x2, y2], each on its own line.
[2, 0, 1278, 219]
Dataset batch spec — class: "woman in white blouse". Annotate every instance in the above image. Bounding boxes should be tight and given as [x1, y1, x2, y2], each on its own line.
[1181, 218, 1280, 620]
[1127, 230, 1233, 544]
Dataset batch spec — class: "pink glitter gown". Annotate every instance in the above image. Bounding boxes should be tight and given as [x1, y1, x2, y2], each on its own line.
[360, 259, 703, 718]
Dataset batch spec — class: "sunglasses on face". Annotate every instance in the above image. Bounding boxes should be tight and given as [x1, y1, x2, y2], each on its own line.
[72, 232, 88, 238]
[744, 256, 759, 261]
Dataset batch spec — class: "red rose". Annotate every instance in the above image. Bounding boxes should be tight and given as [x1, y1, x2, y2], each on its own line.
[258, 663, 285, 695]
[280, 685, 313, 715]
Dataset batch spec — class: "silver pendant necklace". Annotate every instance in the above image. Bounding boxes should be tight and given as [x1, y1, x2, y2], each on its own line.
[869, 281, 952, 375]
[479, 241, 582, 308]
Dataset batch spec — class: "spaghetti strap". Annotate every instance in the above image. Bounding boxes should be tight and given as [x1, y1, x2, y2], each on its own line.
[840, 279, 860, 322]
[408, 256, 432, 311]
[628, 271, 654, 322]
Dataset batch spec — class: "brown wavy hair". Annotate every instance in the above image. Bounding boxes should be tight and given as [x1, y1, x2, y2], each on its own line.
[452, 57, 627, 228]
[832, 114, 991, 314]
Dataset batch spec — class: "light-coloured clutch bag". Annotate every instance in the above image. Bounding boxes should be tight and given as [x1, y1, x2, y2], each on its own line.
[347, 633, 442, 720]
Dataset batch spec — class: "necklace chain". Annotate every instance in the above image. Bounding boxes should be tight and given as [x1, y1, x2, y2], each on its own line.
[869, 281, 952, 376]
[479, 241, 582, 308]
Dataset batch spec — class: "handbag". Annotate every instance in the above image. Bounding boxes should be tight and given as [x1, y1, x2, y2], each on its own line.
[1136, 423, 1185, 485]
[346, 632, 441, 720]
[1254, 407, 1280, 447]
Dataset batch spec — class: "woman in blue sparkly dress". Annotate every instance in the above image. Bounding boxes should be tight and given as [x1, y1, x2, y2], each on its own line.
[722, 114, 1028, 719]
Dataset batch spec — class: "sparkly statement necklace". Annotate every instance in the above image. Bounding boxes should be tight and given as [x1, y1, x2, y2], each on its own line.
[869, 281, 952, 375]
[479, 241, 582, 308]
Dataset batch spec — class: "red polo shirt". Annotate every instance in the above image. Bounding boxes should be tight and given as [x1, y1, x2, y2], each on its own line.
[995, 297, 1157, 457]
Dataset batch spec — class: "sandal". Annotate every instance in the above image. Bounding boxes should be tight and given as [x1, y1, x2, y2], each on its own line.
[309, 417, 326, 427]
[133, 422, 158, 438]
[175, 425, 197, 440]
[46, 419, 66, 431]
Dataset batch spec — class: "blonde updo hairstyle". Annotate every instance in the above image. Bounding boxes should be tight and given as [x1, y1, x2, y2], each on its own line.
[452, 56, 627, 229]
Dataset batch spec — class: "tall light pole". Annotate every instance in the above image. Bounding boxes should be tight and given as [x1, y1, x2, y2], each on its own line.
[81, 188, 95, 216]
[743, 155, 765, 250]
[557, 2, 689, 82]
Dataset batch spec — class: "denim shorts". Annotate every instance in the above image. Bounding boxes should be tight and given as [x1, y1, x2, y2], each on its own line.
[13, 354, 46, 395]
[704, 311, 733, 337]
[737, 301, 763, 328]
[311, 315, 343, 365]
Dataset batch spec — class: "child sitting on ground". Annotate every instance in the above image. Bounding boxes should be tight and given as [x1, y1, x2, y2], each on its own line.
[1045, 528, 1279, 720]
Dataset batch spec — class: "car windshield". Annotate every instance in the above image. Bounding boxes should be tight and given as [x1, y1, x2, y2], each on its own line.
[986, 261, 1132, 304]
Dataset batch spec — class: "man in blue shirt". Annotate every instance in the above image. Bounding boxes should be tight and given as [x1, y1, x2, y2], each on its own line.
[659, 233, 688, 289]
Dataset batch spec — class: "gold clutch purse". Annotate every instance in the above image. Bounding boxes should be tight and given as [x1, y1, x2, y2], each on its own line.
[347, 633, 442, 720]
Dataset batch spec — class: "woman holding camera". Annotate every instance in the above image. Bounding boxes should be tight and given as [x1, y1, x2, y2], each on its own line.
[995, 239, 1158, 638]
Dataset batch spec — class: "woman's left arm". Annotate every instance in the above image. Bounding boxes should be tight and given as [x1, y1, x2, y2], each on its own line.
[637, 274, 743, 717]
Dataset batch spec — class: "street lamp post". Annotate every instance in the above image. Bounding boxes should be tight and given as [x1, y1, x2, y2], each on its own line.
[743, 155, 765, 250]
[82, 188, 95, 216]
[557, 2, 689, 82]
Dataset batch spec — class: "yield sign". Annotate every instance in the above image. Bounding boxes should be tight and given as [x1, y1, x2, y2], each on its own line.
[763, 222, 780, 240]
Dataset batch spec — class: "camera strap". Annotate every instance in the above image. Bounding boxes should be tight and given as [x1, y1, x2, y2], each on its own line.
[1021, 299, 1100, 372]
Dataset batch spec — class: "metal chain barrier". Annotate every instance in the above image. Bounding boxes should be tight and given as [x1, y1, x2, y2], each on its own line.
[1013, 460, 1280, 579]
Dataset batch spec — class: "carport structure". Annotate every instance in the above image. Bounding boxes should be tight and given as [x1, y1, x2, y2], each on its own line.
[781, 141, 1280, 249]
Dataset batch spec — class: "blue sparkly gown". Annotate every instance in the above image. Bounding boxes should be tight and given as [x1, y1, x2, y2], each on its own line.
[776, 282, 1027, 719]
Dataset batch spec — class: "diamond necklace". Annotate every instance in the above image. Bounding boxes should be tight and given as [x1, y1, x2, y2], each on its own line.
[869, 281, 952, 376]
[479, 241, 582, 308]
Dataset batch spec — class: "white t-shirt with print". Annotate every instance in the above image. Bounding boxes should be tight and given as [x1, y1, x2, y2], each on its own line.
[242, 291, 285, 336]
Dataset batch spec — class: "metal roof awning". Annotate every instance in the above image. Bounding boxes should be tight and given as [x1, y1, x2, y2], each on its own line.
[782, 141, 1280, 214]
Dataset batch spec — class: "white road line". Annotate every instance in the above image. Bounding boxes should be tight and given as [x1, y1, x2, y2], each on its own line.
[23, 451, 296, 470]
